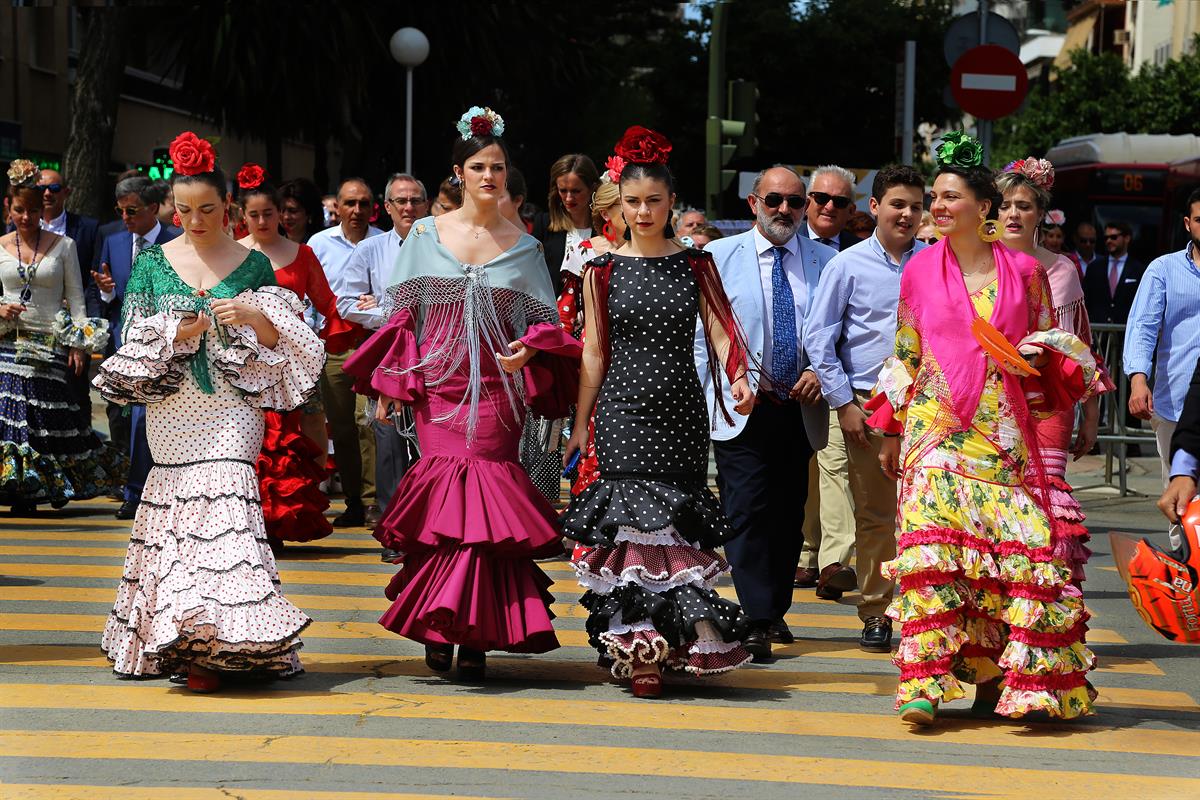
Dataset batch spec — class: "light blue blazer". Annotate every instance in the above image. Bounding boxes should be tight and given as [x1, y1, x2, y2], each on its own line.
[695, 228, 833, 448]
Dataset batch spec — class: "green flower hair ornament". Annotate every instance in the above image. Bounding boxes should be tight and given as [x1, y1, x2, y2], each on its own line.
[935, 131, 984, 169]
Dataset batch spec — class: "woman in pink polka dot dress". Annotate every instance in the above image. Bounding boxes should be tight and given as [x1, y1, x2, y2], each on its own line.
[94, 133, 325, 693]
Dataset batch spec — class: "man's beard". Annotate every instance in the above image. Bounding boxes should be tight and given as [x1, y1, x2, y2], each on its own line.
[758, 210, 796, 244]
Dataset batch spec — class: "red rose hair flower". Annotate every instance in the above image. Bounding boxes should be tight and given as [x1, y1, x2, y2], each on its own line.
[237, 163, 266, 190]
[614, 126, 672, 166]
[469, 115, 493, 136]
[169, 131, 216, 176]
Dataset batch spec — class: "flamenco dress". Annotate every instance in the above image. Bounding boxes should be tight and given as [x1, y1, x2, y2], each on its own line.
[257, 243, 357, 543]
[96, 247, 325, 677]
[562, 251, 753, 679]
[1030, 255, 1114, 585]
[344, 217, 581, 654]
[867, 241, 1107, 718]
[557, 246, 599, 498]
[0, 236, 122, 506]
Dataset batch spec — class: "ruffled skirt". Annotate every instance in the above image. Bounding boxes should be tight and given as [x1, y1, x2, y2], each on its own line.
[102, 458, 311, 676]
[0, 331, 123, 504]
[885, 466, 1096, 719]
[373, 453, 562, 653]
[563, 477, 752, 678]
[257, 409, 332, 542]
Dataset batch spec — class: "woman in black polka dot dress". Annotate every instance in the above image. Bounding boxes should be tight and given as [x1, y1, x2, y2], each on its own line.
[562, 127, 755, 698]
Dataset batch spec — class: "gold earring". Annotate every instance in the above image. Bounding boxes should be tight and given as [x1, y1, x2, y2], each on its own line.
[977, 216, 1001, 243]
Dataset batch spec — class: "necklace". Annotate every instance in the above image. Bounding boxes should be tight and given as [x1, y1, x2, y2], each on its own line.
[464, 219, 491, 239]
[13, 229, 43, 304]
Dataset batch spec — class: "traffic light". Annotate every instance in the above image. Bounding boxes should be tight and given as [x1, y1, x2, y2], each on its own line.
[147, 147, 173, 181]
[705, 79, 758, 216]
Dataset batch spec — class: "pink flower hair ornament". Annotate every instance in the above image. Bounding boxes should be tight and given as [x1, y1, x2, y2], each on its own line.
[1004, 156, 1055, 191]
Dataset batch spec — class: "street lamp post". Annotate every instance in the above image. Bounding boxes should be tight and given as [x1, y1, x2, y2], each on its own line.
[389, 27, 430, 175]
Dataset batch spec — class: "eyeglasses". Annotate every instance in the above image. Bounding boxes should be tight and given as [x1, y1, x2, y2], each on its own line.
[114, 205, 145, 217]
[809, 191, 853, 210]
[37, 183, 64, 193]
[754, 192, 806, 209]
[386, 196, 425, 207]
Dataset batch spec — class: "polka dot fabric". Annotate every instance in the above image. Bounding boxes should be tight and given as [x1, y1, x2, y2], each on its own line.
[562, 253, 751, 677]
[98, 284, 325, 678]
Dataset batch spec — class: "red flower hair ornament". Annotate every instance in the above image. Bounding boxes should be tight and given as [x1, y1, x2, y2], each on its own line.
[169, 131, 216, 176]
[237, 163, 266, 190]
[614, 126, 672, 166]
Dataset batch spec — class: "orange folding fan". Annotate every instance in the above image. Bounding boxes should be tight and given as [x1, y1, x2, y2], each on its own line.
[970, 316, 1040, 377]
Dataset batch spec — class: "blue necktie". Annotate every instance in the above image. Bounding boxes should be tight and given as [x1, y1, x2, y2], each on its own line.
[770, 245, 799, 399]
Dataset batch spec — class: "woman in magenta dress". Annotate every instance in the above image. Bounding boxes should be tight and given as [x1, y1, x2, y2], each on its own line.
[345, 107, 581, 680]
[236, 164, 358, 545]
[997, 159, 1114, 585]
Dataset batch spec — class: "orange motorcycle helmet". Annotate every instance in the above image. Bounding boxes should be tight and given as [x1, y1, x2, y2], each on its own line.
[1111, 496, 1200, 643]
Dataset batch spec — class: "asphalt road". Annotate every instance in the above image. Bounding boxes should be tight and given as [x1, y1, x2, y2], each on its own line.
[0, 453, 1197, 799]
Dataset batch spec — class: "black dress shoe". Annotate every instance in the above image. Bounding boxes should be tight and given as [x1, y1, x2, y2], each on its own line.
[768, 619, 795, 644]
[794, 566, 819, 588]
[115, 499, 139, 520]
[743, 625, 772, 662]
[332, 501, 365, 528]
[860, 616, 893, 653]
[364, 504, 382, 528]
[380, 547, 403, 564]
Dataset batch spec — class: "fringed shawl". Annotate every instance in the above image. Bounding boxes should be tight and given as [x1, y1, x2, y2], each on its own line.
[379, 216, 558, 441]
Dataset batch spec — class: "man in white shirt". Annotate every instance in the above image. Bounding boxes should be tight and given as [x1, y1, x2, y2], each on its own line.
[308, 178, 382, 528]
[340, 174, 427, 548]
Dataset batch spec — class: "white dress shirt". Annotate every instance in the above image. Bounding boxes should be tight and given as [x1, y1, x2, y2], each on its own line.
[42, 210, 67, 235]
[307, 223, 382, 330]
[807, 225, 840, 251]
[337, 228, 401, 329]
[754, 227, 813, 377]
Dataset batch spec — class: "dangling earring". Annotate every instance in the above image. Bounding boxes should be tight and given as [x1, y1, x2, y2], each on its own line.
[977, 214, 1001, 243]
[622, 218, 632, 241]
[663, 221, 675, 239]
[172, 211, 182, 227]
[602, 221, 616, 242]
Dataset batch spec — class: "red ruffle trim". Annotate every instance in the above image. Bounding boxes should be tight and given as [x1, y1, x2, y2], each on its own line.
[257, 409, 332, 542]
[900, 610, 961, 635]
[897, 527, 1057, 563]
[1008, 619, 1091, 648]
[1003, 670, 1089, 692]
[899, 656, 952, 680]
[864, 392, 904, 435]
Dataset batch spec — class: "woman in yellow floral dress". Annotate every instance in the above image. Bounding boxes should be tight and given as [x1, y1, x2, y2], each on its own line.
[868, 133, 1106, 726]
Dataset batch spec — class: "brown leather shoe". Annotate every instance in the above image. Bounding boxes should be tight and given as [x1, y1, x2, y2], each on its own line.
[794, 566, 819, 588]
[815, 562, 857, 600]
[364, 504, 382, 528]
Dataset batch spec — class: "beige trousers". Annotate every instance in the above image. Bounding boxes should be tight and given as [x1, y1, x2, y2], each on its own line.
[799, 408, 856, 569]
[321, 348, 375, 503]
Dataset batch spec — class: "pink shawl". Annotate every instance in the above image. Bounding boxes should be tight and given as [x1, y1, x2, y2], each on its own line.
[900, 239, 1039, 430]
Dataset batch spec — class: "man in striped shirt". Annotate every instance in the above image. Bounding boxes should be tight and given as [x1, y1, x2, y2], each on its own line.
[1124, 188, 1200, 489]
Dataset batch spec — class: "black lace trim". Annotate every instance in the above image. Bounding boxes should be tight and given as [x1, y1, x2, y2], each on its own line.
[138, 494, 263, 511]
[155, 458, 256, 468]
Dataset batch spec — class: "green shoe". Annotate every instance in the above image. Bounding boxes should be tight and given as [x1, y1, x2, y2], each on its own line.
[899, 698, 937, 726]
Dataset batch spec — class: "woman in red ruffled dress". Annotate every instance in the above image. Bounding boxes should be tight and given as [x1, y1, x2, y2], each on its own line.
[237, 164, 358, 545]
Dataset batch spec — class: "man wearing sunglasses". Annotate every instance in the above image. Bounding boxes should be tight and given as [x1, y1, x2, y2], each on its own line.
[1071, 221, 1097, 276]
[802, 165, 861, 253]
[23, 169, 101, 285]
[91, 175, 183, 520]
[1083, 221, 1146, 325]
[696, 165, 834, 661]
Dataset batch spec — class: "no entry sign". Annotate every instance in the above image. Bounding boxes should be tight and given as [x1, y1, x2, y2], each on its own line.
[950, 45, 1029, 120]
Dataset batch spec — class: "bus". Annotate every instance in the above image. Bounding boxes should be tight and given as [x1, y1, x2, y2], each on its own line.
[1045, 133, 1200, 264]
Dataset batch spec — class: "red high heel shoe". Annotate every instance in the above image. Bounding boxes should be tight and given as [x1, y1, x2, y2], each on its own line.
[630, 671, 662, 699]
[186, 671, 220, 694]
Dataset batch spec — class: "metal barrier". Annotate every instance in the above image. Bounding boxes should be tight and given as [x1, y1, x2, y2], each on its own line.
[1089, 322, 1158, 496]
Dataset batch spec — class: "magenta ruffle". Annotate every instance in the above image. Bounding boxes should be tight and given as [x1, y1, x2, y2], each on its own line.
[380, 546, 558, 653]
[519, 322, 583, 419]
[344, 308, 424, 403]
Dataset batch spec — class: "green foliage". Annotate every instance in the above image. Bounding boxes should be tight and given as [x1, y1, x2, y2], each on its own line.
[994, 36, 1200, 165]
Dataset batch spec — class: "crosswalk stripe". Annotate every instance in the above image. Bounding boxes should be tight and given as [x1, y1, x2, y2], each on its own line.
[0, 786, 503, 800]
[0, 613, 1155, 674]
[3, 682, 1197, 758]
[4, 729, 1198, 796]
[0, 644, 1187, 710]
[0, 584, 1131, 643]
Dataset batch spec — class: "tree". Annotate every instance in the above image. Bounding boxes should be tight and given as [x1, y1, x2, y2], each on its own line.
[63, 7, 133, 218]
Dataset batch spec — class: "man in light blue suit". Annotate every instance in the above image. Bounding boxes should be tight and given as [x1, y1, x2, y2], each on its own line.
[90, 176, 182, 519]
[696, 165, 834, 661]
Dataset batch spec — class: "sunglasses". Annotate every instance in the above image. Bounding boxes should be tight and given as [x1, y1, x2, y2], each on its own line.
[114, 205, 145, 217]
[809, 191, 853, 209]
[754, 192, 806, 209]
[37, 183, 64, 193]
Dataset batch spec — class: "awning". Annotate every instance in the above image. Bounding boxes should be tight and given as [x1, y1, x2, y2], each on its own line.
[1054, 11, 1098, 70]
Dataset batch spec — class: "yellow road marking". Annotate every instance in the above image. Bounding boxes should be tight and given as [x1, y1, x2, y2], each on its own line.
[1, 612, 1153, 673]
[0, 645, 1188, 710]
[3, 682, 1197, 758]
[0, 786, 502, 800]
[3, 730, 1198, 797]
[0, 530, 382, 551]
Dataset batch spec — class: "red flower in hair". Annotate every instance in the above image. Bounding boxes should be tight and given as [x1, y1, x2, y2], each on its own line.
[169, 131, 216, 176]
[236, 163, 266, 190]
[614, 126, 672, 166]
[470, 115, 493, 136]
